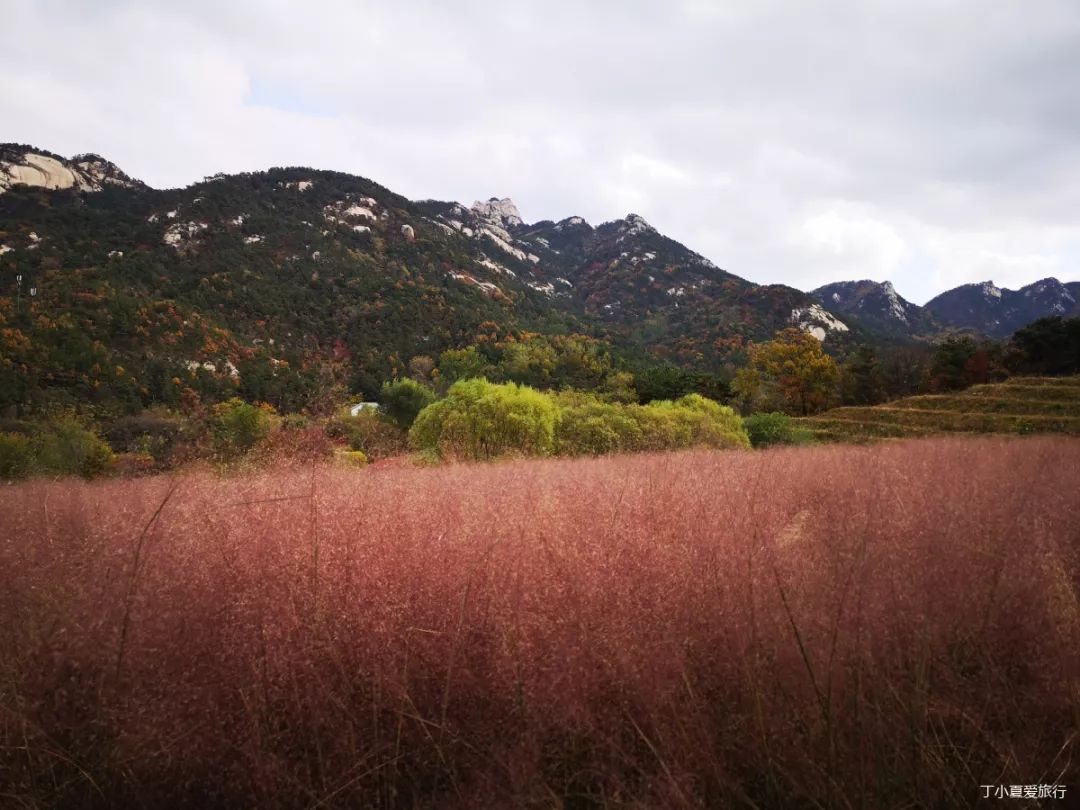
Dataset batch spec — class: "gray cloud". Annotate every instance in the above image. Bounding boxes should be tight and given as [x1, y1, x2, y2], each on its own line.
[4, 0, 1080, 302]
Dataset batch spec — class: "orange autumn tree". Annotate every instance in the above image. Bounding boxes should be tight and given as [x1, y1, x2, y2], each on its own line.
[748, 328, 839, 415]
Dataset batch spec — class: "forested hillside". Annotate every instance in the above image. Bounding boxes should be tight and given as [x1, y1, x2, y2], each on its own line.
[0, 146, 853, 418]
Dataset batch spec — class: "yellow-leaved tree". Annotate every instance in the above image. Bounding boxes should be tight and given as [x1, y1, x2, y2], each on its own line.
[748, 328, 839, 415]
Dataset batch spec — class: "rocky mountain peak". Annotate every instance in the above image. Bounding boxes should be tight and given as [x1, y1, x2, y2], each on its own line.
[790, 303, 850, 342]
[0, 144, 142, 194]
[622, 213, 654, 234]
[1020, 277, 1075, 315]
[470, 197, 523, 227]
[553, 215, 590, 231]
[1023, 277, 1069, 297]
[811, 278, 939, 337]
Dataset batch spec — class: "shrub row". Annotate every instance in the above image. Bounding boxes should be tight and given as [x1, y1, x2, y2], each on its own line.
[742, 412, 814, 447]
[556, 392, 751, 456]
[0, 419, 114, 480]
[408, 379, 750, 460]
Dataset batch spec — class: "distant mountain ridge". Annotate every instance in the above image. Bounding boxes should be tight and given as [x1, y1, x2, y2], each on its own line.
[3, 143, 1073, 343]
[924, 278, 1080, 337]
[813, 277, 1079, 339]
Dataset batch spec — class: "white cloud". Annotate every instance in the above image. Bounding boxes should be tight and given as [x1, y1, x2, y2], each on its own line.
[919, 224, 1080, 295]
[620, 153, 692, 186]
[791, 202, 909, 280]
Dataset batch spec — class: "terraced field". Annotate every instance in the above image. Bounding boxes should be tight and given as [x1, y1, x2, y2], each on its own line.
[801, 375, 1080, 442]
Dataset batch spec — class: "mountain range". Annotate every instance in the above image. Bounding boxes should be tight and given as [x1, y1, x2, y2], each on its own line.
[923, 278, 1080, 337]
[1, 144, 1076, 409]
[813, 277, 1079, 339]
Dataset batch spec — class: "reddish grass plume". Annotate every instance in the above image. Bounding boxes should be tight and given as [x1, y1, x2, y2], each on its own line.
[1, 436, 1078, 808]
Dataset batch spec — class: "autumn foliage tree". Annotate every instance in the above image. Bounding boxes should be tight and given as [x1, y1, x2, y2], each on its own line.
[210, 398, 273, 458]
[748, 328, 839, 415]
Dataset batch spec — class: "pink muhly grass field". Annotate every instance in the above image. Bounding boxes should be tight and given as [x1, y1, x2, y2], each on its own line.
[1, 436, 1078, 808]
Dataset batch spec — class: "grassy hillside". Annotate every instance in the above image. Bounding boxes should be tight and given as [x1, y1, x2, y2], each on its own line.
[1, 438, 1078, 807]
[802, 375, 1080, 442]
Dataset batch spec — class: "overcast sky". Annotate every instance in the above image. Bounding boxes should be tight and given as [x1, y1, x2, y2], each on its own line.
[5, 0, 1080, 303]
